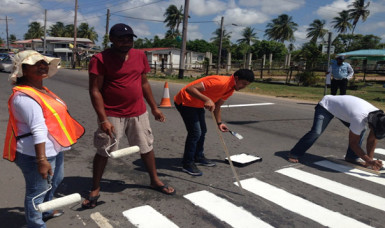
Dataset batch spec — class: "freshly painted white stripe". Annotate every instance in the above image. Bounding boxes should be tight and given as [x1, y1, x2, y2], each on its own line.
[277, 167, 385, 211]
[221, 103, 274, 108]
[184, 190, 273, 228]
[123, 205, 179, 228]
[238, 178, 373, 228]
[375, 148, 385, 156]
[314, 160, 385, 186]
[90, 212, 113, 228]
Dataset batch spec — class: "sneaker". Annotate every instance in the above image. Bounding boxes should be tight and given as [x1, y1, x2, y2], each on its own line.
[182, 163, 203, 176]
[195, 157, 216, 167]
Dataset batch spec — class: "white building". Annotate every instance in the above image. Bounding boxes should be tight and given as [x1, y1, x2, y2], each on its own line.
[141, 47, 206, 70]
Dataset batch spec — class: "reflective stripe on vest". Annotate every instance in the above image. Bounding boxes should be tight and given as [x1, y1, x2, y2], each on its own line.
[3, 86, 84, 161]
[15, 86, 75, 145]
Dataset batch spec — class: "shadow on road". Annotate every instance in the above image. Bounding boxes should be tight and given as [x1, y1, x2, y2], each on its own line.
[0, 207, 26, 228]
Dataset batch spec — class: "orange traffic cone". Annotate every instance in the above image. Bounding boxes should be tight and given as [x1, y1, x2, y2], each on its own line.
[159, 82, 172, 108]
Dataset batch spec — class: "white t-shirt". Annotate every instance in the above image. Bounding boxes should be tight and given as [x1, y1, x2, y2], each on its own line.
[319, 95, 378, 135]
[11, 92, 69, 157]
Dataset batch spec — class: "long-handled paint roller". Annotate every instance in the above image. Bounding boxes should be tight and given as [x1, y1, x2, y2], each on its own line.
[211, 112, 243, 191]
[105, 138, 140, 158]
[32, 176, 81, 213]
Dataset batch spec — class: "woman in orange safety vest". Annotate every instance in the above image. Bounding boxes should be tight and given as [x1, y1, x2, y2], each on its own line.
[3, 50, 84, 227]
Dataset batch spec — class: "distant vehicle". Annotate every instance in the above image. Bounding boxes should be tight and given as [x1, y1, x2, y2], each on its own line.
[0, 53, 9, 61]
[0, 55, 13, 72]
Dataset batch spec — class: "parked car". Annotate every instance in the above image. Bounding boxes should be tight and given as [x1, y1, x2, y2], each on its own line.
[0, 53, 9, 61]
[0, 55, 13, 72]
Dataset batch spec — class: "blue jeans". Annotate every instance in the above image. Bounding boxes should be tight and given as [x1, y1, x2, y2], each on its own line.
[15, 152, 64, 228]
[175, 103, 207, 165]
[290, 104, 364, 159]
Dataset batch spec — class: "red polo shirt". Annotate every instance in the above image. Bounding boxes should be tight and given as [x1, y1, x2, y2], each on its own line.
[89, 48, 150, 117]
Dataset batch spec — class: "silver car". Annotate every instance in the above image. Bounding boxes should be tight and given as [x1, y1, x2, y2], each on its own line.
[0, 55, 13, 72]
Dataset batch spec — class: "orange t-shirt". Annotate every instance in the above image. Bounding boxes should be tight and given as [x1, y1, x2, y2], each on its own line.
[174, 75, 235, 108]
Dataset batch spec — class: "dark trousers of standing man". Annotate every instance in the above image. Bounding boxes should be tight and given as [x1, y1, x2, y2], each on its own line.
[331, 78, 348, 95]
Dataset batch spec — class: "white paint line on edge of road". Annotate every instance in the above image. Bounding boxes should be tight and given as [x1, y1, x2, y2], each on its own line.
[184, 190, 273, 228]
[276, 167, 385, 211]
[221, 103, 274, 108]
[123, 205, 179, 228]
[90, 212, 113, 228]
[375, 148, 385, 156]
[238, 178, 373, 228]
[314, 160, 385, 186]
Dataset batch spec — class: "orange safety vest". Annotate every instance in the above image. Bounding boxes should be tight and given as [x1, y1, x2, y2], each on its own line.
[3, 86, 85, 161]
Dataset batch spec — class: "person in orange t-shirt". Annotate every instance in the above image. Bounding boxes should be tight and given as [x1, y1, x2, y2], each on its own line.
[174, 69, 254, 176]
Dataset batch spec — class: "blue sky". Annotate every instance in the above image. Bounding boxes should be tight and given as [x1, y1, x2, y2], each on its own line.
[1, 0, 385, 49]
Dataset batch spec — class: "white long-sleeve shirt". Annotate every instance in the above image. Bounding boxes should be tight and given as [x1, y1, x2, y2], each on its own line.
[11, 92, 69, 157]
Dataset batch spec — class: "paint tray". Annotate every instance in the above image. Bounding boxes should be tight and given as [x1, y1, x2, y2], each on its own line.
[225, 153, 262, 167]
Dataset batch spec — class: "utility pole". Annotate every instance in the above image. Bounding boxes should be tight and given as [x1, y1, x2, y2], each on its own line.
[178, 0, 190, 79]
[216, 16, 224, 74]
[43, 9, 47, 54]
[72, 0, 78, 69]
[324, 31, 332, 95]
[104, 8, 110, 50]
[5, 16, 9, 51]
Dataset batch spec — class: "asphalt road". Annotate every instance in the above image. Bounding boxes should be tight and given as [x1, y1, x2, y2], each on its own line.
[1, 69, 385, 228]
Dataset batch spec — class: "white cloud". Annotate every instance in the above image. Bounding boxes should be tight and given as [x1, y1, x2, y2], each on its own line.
[189, 0, 227, 16]
[238, 0, 305, 14]
[293, 25, 308, 45]
[214, 8, 270, 26]
[187, 24, 203, 40]
[316, 0, 353, 20]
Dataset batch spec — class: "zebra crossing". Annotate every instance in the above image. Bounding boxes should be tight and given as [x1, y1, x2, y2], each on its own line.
[90, 150, 385, 228]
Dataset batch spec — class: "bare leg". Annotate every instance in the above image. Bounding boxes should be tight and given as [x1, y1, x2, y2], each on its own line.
[141, 150, 175, 194]
[288, 157, 299, 163]
[82, 154, 108, 206]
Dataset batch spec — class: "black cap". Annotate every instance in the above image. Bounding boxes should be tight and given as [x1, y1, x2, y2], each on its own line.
[109, 23, 137, 37]
[368, 110, 385, 139]
[336, 56, 345, 60]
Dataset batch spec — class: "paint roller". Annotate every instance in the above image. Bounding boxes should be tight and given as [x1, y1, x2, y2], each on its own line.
[105, 137, 140, 158]
[32, 176, 81, 213]
[211, 112, 243, 191]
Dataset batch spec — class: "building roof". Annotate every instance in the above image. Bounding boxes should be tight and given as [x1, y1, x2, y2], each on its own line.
[139, 47, 176, 52]
[337, 49, 385, 61]
[44, 37, 93, 43]
[13, 39, 42, 44]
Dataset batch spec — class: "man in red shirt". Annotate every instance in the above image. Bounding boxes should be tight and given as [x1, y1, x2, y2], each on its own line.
[82, 23, 175, 209]
[174, 69, 254, 175]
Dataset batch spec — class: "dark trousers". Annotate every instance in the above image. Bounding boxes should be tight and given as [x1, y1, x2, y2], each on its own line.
[331, 78, 348, 95]
[175, 103, 207, 165]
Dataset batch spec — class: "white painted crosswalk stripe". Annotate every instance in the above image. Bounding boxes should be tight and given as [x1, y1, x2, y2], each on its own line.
[375, 148, 385, 156]
[314, 160, 385, 186]
[221, 103, 274, 108]
[123, 205, 179, 228]
[184, 190, 273, 228]
[276, 167, 385, 211]
[238, 178, 374, 228]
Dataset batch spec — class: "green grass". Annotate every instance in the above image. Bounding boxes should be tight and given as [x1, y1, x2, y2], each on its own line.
[149, 75, 385, 110]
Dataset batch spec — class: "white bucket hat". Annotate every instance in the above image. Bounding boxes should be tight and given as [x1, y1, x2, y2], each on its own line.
[9, 50, 61, 83]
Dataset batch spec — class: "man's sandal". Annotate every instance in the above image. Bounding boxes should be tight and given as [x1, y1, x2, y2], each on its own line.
[81, 195, 100, 209]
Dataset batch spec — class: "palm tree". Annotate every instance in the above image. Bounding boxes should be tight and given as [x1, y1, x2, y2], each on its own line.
[77, 23, 98, 42]
[49, 22, 66, 37]
[306, 19, 327, 43]
[64, 24, 75, 37]
[210, 28, 232, 49]
[237, 27, 258, 50]
[331, 10, 353, 34]
[348, 0, 370, 35]
[24, 22, 44, 39]
[163, 5, 184, 38]
[265, 14, 298, 43]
